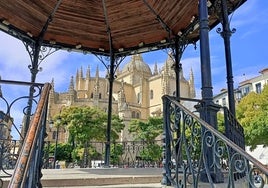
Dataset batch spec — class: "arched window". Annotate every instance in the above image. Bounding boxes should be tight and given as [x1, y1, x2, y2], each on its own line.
[52, 131, 57, 140]
[150, 90, 154, 99]
[132, 111, 136, 118]
[136, 112, 140, 119]
[131, 111, 140, 119]
[137, 93, 141, 103]
[90, 93, 93, 98]
[99, 93, 102, 99]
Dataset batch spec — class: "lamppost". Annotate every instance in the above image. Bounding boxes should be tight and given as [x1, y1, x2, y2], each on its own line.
[49, 117, 61, 169]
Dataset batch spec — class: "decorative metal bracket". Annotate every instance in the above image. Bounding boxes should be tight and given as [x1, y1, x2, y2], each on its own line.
[23, 42, 59, 76]
[95, 55, 126, 81]
[212, 0, 242, 38]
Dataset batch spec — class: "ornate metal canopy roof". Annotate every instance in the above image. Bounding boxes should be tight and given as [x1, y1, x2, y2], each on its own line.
[0, 0, 245, 57]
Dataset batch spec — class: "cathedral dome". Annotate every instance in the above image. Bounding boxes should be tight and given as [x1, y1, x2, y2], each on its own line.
[122, 54, 152, 75]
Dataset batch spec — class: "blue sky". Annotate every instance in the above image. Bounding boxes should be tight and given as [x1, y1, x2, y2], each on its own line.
[1, 1, 268, 138]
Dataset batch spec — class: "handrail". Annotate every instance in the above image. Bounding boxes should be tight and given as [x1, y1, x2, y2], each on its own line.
[0, 79, 45, 87]
[8, 83, 51, 188]
[162, 95, 268, 187]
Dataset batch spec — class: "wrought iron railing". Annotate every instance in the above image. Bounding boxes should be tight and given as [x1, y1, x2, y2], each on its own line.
[0, 139, 22, 188]
[0, 79, 51, 188]
[223, 106, 245, 150]
[162, 95, 268, 188]
[0, 79, 50, 187]
[47, 140, 163, 169]
[8, 83, 51, 188]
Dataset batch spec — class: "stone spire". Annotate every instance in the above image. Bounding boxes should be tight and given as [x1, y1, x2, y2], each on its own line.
[69, 76, 74, 91]
[131, 55, 137, 70]
[76, 69, 79, 79]
[153, 62, 158, 75]
[163, 55, 171, 75]
[67, 76, 76, 105]
[79, 66, 83, 78]
[132, 54, 142, 61]
[162, 56, 171, 95]
[119, 80, 126, 101]
[76, 67, 84, 90]
[162, 73, 169, 95]
[93, 65, 100, 106]
[85, 65, 90, 90]
[118, 80, 127, 111]
[95, 65, 99, 78]
[166, 54, 176, 78]
[86, 65, 90, 79]
[189, 68, 196, 98]
[49, 78, 55, 104]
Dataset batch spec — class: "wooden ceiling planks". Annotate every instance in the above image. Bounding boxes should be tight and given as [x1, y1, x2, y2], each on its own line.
[0, 0, 246, 56]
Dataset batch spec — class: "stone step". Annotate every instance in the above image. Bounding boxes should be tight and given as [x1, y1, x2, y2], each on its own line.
[44, 183, 165, 188]
[42, 168, 163, 187]
[41, 175, 162, 187]
[2, 168, 266, 188]
[1, 168, 163, 188]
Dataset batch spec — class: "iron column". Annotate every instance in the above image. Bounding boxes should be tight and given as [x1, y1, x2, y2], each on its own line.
[104, 53, 115, 167]
[174, 37, 182, 101]
[219, 0, 236, 116]
[198, 0, 223, 183]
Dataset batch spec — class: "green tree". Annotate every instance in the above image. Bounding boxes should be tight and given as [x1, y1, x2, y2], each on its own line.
[217, 112, 225, 134]
[57, 106, 125, 143]
[129, 117, 163, 142]
[110, 143, 124, 165]
[236, 85, 268, 149]
[43, 142, 73, 165]
[139, 144, 162, 162]
[128, 117, 163, 162]
[52, 106, 125, 162]
[54, 143, 73, 161]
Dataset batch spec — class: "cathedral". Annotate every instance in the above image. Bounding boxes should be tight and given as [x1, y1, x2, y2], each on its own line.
[47, 54, 195, 142]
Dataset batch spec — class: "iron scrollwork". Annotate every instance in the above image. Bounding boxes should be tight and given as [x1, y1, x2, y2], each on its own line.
[84, 140, 162, 169]
[162, 95, 268, 188]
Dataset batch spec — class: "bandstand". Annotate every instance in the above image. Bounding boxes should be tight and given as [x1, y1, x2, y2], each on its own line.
[0, 1, 268, 188]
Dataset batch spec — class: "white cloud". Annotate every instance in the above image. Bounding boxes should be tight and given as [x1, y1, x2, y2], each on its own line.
[0, 34, 30, 80]
[231, 0, 268, 34]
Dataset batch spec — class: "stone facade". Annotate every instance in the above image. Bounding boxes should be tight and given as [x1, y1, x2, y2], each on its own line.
[214, 67, 268, 108]
[0, 111, 13, 140]
[47, 54, 196, 143]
